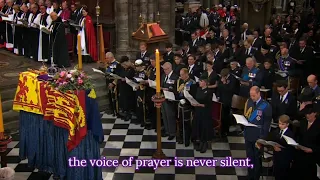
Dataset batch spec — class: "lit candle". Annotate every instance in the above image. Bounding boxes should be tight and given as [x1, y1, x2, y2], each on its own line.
[155, 49, 160, 93]
[0, 94, 4, 133]
[77, 34, 82, 70]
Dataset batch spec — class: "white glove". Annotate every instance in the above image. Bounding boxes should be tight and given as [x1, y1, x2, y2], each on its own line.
[180, 99, 186, 105]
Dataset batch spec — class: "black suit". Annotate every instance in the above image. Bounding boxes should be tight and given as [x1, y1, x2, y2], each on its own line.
[271, 92, 297, 123]
[136, 51, 151, 65]
[291, 118, 320, 180]
[189, 37, 205, 53]
[252, 38, 263, 51]
[188, 65, 201, 80]
[240, 29, 252, 41]
[163, 51, 175, 63]
[266, 128, 294, 180]
[161, 72, 179, 136]
[239, 47, 257, 66]
[218, 74, 238, 134]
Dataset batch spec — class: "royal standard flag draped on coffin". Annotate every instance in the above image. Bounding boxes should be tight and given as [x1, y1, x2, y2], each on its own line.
[13, 72, 43, 114]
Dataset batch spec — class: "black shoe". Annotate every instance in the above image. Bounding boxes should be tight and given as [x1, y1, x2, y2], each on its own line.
[193, 142, 199, 150]
[140, 123, 145, 127]
[196, 142, 203, 151]
[124, 116, 130, 122]
[185, 140, 190, 147]
[145, 125, 152, 130]
[200, 142, 208, 153]
[177, 137, 183, 144]
[168, 136, 175, 140]
[161, 133, 168, 137]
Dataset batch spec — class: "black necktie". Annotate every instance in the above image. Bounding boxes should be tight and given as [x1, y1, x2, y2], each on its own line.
[164, 75, 168, 83]
[279, 130, 283, 136]
[245, 49, 248, 55]
[253, 102, 257, 109]
[280, 96, 283, 102]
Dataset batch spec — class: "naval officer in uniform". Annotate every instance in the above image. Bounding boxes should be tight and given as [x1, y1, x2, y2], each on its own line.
[244, 86, 272, 180]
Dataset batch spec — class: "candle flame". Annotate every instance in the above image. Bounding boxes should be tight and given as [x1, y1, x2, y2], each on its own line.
[156, 49, 159, 52]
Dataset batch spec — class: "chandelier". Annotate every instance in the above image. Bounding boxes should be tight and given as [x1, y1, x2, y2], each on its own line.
[249, 0, 269, 12]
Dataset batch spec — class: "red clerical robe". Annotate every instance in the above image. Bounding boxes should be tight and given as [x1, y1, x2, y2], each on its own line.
[84, 15, 97, 61]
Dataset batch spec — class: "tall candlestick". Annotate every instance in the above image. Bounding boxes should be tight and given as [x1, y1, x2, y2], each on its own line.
[77, 34, 82, 70]
[0, 94, 4, 133]
[155, 49, 160, 93]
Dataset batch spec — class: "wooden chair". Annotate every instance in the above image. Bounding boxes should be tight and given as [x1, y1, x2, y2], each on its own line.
[231, 94, 248, 114]
[212, 101, 222, 138]
[288, 77, 300, 97]
[66, 33, 74, 61]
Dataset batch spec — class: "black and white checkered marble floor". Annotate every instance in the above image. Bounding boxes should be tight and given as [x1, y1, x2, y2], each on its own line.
[5, 113, 277, 180]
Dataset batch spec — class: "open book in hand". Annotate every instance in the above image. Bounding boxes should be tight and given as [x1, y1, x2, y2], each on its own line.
[92, 68, 105, 75]
[231, 74, 248, 82]
[232, 114, 258, 127]
[163, 90, 177, 101]
[125, 77, 139, 89]
[183, 90, 199, 105]
[282, 135, 309, 150]
[148, 79, 156, 89]
[40, 25, 51, 34]
[257, 139, 284, 148]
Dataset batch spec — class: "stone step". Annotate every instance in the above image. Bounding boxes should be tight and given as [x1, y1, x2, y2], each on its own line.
[2, 99, 13, 113]
[1, 88, 16, 102]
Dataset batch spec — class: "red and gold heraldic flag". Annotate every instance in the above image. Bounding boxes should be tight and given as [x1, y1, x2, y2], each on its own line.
[13, 72, 43, 115]
[13, 72, 87, 151]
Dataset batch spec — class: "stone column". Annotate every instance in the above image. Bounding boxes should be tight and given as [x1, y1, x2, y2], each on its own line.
[115, 0, 130, 58]
[140, 0, 148, 22]
[158, 0, 171, 42]
[212, 0, 219, 5]
[148, 0, 155, 22]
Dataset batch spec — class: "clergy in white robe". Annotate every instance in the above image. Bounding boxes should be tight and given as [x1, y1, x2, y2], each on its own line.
[3, 0, 14, 50]
[37, 5, 52, 62]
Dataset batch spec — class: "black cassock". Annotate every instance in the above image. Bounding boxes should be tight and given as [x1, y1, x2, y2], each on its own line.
[13, 11, 23, 55]
[0, 6, 8, 45]
[49, 17, 70, 68]
[191, 87, 213, 142]
[4, 6, 13, 49]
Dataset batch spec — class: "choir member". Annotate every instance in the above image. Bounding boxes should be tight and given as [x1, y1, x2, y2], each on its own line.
[290, 104, 320, 180]
[53, 1, 61, 16]
[78, 5, 97, 62]
[27, 3, 40, 60]
[45, 0, 53, 14]
[0, 0, 6, 47]
[60, 1, 70, 22]
[37, 5, 51, 62]
[20, 4, 30, 58]
[191, 74, 213, 153]
[48, 12, 70, 67]
[4, 0, 14, 50]
[12, 4, 23, 55]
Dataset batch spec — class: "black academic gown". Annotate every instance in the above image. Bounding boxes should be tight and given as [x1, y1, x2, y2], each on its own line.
[49, 17, 70, 67]
[191, 87, 213, 142]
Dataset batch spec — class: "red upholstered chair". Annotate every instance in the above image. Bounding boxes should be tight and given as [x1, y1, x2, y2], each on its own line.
[66, 33, 74, 61]
[212, 101, 222, 138]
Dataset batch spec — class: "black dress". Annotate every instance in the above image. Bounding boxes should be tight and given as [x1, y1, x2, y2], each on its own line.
[202, 70, 219, 94]
[119, 67, 135, 115]
[192, 87, 213, 142]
